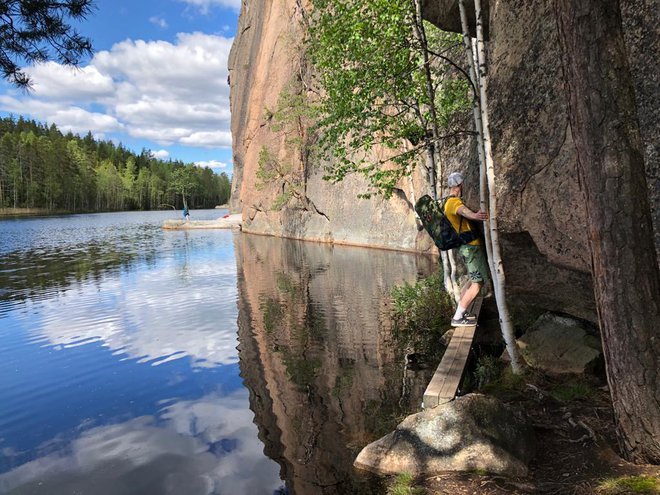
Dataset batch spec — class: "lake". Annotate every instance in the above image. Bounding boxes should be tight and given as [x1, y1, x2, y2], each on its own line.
[0, 210, 437, 494]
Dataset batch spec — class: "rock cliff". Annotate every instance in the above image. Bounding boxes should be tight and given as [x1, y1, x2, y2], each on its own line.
[228, 0, 431, 253]
[228, 0, 659, 322]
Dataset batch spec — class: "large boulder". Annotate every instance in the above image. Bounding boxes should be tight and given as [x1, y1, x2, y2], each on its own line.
[354, 394, 535, 477]
[517, 313, 602, 374]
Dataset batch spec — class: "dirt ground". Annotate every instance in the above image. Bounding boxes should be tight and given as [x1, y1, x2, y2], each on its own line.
[417, 374, 660, 494]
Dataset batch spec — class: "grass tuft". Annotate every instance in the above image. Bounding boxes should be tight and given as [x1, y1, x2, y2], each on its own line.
[596, 475, 660, 494]
[387, 472, 425, 495]
[473, 355, 504, 389]
[390, 273, 453, 351]
[549, 379, 594, 402]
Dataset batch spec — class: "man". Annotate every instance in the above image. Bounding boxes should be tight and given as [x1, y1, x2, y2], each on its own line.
[445, 171, 490, 326]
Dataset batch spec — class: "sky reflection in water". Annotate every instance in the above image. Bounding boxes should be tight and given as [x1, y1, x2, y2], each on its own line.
[0, 211, 284, 494]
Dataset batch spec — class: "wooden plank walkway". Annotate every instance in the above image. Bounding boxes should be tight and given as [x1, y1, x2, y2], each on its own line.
[422, 295, 483, 409]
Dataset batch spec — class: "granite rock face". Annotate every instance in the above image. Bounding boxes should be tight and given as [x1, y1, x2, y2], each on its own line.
[228, 0, 659, 322]
[354, 394, 535, 477]
[228, 0, 431, 252]
[422, 0, 659, 322]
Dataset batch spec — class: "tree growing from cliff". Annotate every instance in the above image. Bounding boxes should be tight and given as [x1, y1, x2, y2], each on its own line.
[255, 32, 329, 218]
[308, 0, 471, 200]
[308, 0, 473, 301]
[555, 0, 660, 464]
[0, 0, 95, 88]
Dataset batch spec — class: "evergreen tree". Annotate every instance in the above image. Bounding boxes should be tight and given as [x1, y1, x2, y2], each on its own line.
[0, 117, 230, 212]
[0, 0, 95, 88]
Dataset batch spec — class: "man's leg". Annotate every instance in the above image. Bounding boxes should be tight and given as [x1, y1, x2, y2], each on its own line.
[459, 281, 482, 312]
[451, 244, 487, 326]
[460, 281, 472, 300]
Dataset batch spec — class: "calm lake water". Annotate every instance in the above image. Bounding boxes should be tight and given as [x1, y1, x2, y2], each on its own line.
[0, 210, 436, 495]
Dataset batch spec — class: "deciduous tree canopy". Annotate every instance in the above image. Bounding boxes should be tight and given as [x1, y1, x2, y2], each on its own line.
[308, 0, 471, 198]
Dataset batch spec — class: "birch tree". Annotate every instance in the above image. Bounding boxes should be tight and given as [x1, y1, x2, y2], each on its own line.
[309, 0, 472, 300]
[458, 0, 524, 373]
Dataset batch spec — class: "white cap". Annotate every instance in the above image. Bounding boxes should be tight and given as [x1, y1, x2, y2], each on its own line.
[447, 171, 465, 187]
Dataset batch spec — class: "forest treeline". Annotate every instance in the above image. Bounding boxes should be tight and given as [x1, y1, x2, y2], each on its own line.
[0, 116, 231, 212]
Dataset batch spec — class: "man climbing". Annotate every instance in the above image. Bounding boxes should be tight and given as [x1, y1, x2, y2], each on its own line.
[445, 171, 490, 327]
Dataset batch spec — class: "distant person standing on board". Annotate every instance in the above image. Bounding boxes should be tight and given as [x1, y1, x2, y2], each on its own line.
[444, 171, 490, 327]
[183, 205, 190, 222]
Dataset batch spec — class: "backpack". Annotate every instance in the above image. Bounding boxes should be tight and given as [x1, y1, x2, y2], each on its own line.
[414, 195, 479, 251]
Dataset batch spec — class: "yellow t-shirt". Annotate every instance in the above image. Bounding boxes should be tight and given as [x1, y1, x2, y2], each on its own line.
[444, 197, 481, 246]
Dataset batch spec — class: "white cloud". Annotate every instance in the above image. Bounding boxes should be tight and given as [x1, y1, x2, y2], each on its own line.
[0, 96, 122, 134]
[194, 160, 228, 169]
[181, 130, 232, 147]
[150, 149, 170, 159]
[149, 15, 168, 28]
[179, 0, 241, 14]
[0, 32, 233, 149]
[25, 62, 115, 101]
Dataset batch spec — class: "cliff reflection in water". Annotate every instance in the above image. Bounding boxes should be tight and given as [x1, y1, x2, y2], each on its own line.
[235, 234, 436, 494]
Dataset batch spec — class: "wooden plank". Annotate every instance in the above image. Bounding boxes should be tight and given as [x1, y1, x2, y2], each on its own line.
[423, 326, 470, 408]
[422, 295, 484, 409]
[436, 326, 476, 400]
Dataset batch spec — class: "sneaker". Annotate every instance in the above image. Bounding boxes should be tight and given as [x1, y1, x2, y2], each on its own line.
[451, 312, 477, 327]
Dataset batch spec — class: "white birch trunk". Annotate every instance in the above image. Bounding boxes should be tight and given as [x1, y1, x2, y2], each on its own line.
[474, 0, 523, 373]
[472, 36, 496, 290]
[441, 251, 456, 299]
[413, 0, 441, 200]
[413, 0, 466, 302]
[458, 2, 496, 284]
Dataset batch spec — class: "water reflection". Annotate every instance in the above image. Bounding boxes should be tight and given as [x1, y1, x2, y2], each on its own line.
[0, 212, 285, 494]
[0, 390, 283, 495]
[0, 210, 223, 308]
[1, 212, 240, 368]
[1, 212, 440, 494]
[235, 235, 435, 494]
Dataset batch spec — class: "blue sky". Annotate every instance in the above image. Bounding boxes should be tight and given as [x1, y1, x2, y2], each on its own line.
[0, 0, 240, 175]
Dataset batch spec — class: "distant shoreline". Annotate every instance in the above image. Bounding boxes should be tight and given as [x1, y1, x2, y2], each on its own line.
[1, 207, 231, 218]
[0, 207, 59, 217]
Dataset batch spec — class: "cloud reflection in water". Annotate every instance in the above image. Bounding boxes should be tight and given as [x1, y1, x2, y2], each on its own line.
[22, 253, 241, 368]
[0, 390, 283, 495]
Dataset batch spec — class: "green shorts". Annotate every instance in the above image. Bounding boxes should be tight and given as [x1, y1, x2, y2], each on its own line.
[458, 244, 490, 285]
